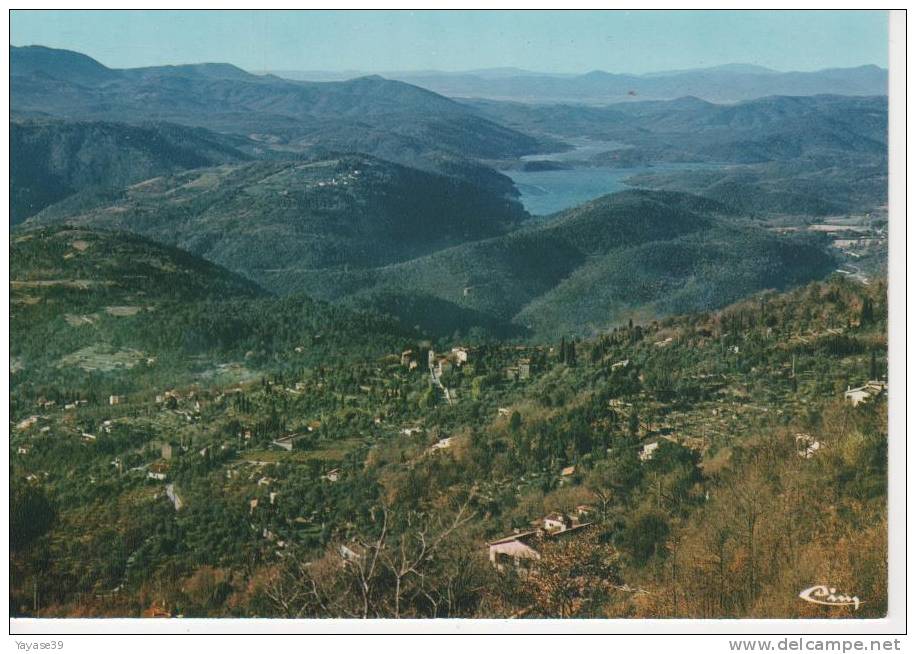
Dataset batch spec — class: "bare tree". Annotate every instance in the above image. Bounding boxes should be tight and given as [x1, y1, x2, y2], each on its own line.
[264, 497, 483, 618]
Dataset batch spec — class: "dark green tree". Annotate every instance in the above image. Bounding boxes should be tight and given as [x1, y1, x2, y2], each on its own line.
[10, 483, 56, 553]
[617, 511, 670, 565]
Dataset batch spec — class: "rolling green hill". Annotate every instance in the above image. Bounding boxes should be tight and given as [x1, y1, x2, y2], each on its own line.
[260, 190, 836, 337]
[512, 221, 834, 335]
[10, 119, 256, 224]
[10, 226, 264, 301]
[10, 46, 547, 215]
[10, 226, 415, 396]
[23, 156, 527, 276]
[624, 156, 888, 216]
[7, 42, 888, 623]
[21, 171, 837, 341]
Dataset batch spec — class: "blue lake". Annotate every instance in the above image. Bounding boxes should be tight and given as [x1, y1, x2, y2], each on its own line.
[505, 166, 650, 216]
[505, 139, 720, 216]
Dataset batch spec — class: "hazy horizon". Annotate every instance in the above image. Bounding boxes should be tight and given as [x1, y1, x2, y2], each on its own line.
[8, 42, 889, 80]
[11, 10, 888, 75]
[259, 61, 887, 78]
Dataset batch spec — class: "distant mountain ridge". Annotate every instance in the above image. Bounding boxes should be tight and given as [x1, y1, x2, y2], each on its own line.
[468, 92, 886, 224]
[9, 44, 555, 214]
[10, 45, 548, 162]
[470, 94, 887, 165]
[277, 63, 887, 104]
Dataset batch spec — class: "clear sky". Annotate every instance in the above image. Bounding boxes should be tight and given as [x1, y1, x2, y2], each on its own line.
[10, 9, 888, 75]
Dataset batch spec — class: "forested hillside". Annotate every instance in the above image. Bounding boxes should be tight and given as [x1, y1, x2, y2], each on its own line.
[470, 94, 887, 164]
[10, 251, 887, 618]
[264, 190, 836, 338]
[12, 47, 882, 344]
[25, 182, 836, 340]
[24, 157, 527, 275]
[10, 119, 254, 224]
[11, 226, 416, 396]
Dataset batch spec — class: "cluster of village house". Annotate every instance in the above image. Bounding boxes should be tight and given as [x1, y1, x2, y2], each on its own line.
[332, 506, 597, 575]
[843, 379, 887, 406]
[12, 359, 890, 561]
[505, 358, 532, 381]
[481, 377, 889, 574]
[487, 380, 887, 575]
[398, 345, 535, 383]
[486, 507, 595, 576]
[311, 168, 361, 189]
[399, 346, 471, 376]
[633, 380, 885, 463]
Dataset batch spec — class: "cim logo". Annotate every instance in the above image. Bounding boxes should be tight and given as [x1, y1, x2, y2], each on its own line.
[798, 585, 862, 611]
